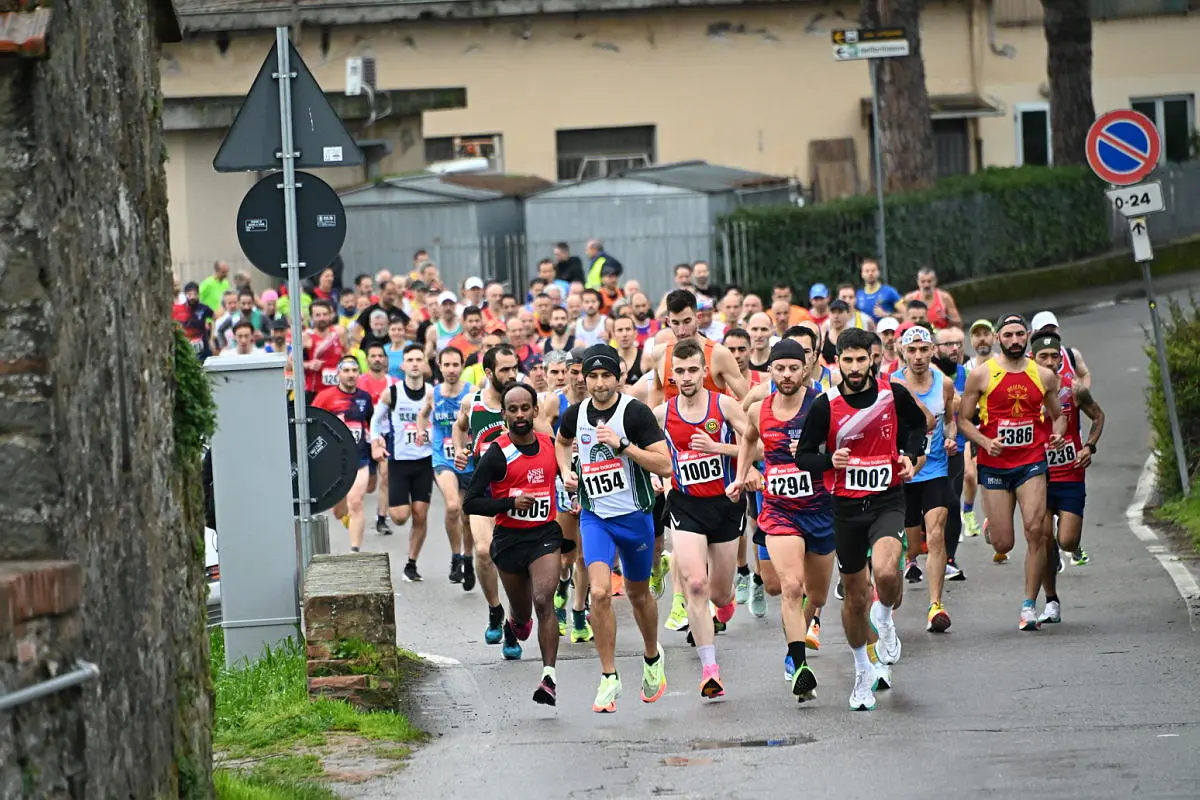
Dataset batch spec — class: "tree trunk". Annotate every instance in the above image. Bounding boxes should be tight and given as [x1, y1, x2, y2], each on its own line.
[860, 0, 936, 192]
[1043, 0, 1095, 167]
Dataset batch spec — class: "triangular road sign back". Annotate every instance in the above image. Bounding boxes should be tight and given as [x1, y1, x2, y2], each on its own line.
[213, 39, 364, 172]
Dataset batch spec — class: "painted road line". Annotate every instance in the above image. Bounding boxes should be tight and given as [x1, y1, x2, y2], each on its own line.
[1127, 453, 1200, 631]
[416, 652, 463, 667]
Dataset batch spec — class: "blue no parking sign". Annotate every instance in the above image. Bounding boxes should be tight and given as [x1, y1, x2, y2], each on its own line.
[1085, 109, 1161, 186]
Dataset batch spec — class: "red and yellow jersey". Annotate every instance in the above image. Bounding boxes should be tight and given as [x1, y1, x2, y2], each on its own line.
[976, 360, 1048, 470]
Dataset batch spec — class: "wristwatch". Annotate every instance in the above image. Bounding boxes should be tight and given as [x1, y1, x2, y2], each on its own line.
[616, 437, 631, 455]
[1084, 443, 1097, 455]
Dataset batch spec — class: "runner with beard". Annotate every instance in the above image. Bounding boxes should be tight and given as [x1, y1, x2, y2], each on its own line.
[357, 343, 397, 535]
[649, 290, 747, 407]
[729, 339, 842, 702]
[793, 328, 929, 711]
[543, 306, 575, 355]
[464, 383, 568, 698]
[960, 319, 995, 540]
[302, 300, 346, 403]
[176, 281, 215, 360]
[957, 314, 1067, 631]
[629, 291, 661, 346]
[614, 316, 645, 385]
[314, 356, 374, 552]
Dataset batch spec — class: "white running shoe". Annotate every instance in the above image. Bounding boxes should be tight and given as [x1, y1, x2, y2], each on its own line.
[870, 601, 902, 665]
[749, 582, 767, 618]
[1038, 600, 1062, 624]
[849, 669, 877, 711]
[872, 658, 893, 691]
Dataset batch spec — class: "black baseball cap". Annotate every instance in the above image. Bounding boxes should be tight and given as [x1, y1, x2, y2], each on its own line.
[768, 338, 809, 365]
[995, 313, 1028, 332]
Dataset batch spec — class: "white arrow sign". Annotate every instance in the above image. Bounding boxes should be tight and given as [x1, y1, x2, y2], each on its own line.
[1129, 216, 1153, 263]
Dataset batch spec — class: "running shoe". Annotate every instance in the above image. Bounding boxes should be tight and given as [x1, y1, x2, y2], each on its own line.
[501, 620, 522, 660]
[484, 610, 504, 645]
[340, 513, 351, 529]
[982, 517, 991, 543]
[791, 662, 817, 703]
[805, 617, 821, 650]
[945, 560, 965, 581]
[610, 573, 625, 597]
[570, 621, 594, 643]
[641, 644, 667, 703]
[665, 595, 689, 631]
[926, 602, 951, 633]
[700, 664, 725, 699]
[784, 654, 797, 682]
[1019, 604, 1041, 632]
[402, 561, 422, 582]
[1071, 550, 1090, 566]
[870, 601, 902, 664]
[1056, 549, 1064, 573]
[375, 517, 391, 536]
[593, 674, 622, 713]
[735, 573, 751, 605]
[848, 669, 877, 711]
[834, 579, 845, 601]
[533, 675, 557, 706]
[649, 553, 669, 599]
[905, 559, 923, 583]
[449, 556, 464, 584]
[749, 581, 767, 618]
[554, 579, 569, 610]
[714, 601, 736, 625]
[963, 511, 981, 538]
[867, 644, 893, 692]
[993, 551, 1008, 564]
[1038, 600, 1062, 624]
[512, 617, 533, 641]
[462, 559, 476, 592]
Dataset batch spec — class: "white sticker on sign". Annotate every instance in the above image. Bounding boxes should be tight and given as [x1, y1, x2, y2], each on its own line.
[323, 146, 343, 163]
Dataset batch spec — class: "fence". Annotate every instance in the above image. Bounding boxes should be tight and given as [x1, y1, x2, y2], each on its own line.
[1108, 161, 1200, 248]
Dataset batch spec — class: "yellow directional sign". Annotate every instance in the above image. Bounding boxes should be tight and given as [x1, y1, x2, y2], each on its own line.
[831, 28, 907, 45]
[831, 27, 910, 61]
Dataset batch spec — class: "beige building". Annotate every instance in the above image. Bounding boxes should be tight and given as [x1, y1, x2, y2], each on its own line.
[167, 0, 1199, 281]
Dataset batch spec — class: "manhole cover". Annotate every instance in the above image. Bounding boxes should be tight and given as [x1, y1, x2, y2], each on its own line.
[688, 735, 814, 750]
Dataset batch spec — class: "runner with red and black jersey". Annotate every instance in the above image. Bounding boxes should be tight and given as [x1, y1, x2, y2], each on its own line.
[313, 356, 375, 553]
[1032, 333, 1105, 625]
[730, 339, 836, 704]
[464, 383, 570, 705]
[793, 328, 929, 712]
[652, 339, 749, 700]
[358, 343, 398, 536]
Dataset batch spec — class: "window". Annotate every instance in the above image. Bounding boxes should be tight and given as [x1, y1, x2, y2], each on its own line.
[424, 134, 504, 171]
[555, 125, 655, 181]
[1014, 102, 1052, 166]
[933, 119, 971, 178]
[1132, 95, 1195, 163]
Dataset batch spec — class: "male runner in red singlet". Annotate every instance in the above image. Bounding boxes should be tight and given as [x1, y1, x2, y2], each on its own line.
[303, 300, 346, 403]
[313, 356, 374, 552]
[958, 314, 1067, 632]
[900, 268, 961, 330]
[357, 343, 397, 535]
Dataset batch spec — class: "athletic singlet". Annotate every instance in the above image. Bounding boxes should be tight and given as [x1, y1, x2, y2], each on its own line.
[894, 367, 948, 480]
[634, 318, 661, 347]
[435, 319, 462, 351]
[759, 389, 829, 514]
[305, 328, 344, 393]
[313, 385, 372, 461]
[492, 432, 559, 529]
[357, 372, 395, 405]
[976, 359, 1048, 470]
[574, 315, 608, 348]
[952, 363, 968, 451]
[1057, 346, 1077, 380]
[823, 381, 902, 498]
[664, 391, 736, 497]
[1048, 371, 1085, 483]
[431, 382, 473, 467]
[662, 337, 724, 401]
[467, 390, 506, 468]
[388, 383, 432, 461]
[575, 395, 656, 517]
[384, 344, 405, 380]
[552, 390, 570, 437]
[913, 290, 951, 330]
[622, 346, 645, 385]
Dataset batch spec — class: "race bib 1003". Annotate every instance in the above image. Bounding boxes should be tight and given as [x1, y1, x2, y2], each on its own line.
[676, 451, 723, 487]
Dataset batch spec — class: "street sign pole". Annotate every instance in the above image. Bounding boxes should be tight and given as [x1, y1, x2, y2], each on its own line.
[273, 26, 316, 553]
[869, 59, 888, 284]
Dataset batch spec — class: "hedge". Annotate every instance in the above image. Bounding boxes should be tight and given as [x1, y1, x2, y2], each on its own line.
[721, 165, 1111, 295]
[1146, 294, 1200, 500]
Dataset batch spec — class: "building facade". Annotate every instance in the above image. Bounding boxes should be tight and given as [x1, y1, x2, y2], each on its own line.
[167, 0, 1199, 279]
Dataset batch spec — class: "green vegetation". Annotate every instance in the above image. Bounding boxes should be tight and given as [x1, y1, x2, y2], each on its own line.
[172, 325, 217, 465]
[722, 165, 1109, 294]
[1146, 295, 1200, 552]
[211, 630, 423, 795]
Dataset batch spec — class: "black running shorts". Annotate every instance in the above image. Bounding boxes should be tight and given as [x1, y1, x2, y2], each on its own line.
[388, 456, 433, 507]
[666, 491, 747, 545]
[833, 488, 907, 574]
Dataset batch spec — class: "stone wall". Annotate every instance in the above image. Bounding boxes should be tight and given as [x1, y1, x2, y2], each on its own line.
[304, 553, 400, 710]
[0, 1, 212, 798]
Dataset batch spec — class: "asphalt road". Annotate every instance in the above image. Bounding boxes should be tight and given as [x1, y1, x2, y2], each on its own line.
[330, 273, 1200, 800]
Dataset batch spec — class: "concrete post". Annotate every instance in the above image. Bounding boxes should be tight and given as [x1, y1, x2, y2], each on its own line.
[205, 352, 299, 666]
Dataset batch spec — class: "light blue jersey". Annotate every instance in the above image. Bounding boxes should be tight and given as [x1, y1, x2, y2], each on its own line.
[431, 382, 473, 470]
[896, 367, 948, 481]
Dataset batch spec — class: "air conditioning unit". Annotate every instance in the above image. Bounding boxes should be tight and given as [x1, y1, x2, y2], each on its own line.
[345, 57, 377, 96]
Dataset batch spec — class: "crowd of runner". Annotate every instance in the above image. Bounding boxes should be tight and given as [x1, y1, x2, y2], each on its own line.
[175, 243, 1104, 713]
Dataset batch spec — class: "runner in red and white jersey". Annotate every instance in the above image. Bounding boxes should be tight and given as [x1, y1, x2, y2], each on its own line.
[721, 327, 765, 615]
[794, 328, 928, 711]
[302, 300, 346, 400]
[464, 382, 570, 705]
[357, 343, 398, 535]
[1031, 334, 1105, 625]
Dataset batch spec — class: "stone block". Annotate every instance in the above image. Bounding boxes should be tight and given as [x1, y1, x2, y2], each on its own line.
[309, 674, 369, 691]
[0, 560, 82, 635]
[306, 642, 331, 659]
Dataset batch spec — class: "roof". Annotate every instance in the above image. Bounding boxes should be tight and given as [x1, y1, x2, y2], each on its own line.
[340, 172, 548, 203]
[859, 93, 1003, 123]
[439, 173, 553, 197]
[617, 160, 790, 192]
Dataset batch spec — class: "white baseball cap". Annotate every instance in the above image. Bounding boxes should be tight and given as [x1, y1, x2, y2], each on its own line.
[1030, 311, 1059, 332]
[464, 277, 484, 290]
[438, 291, 458, 305]
[877, 317, 900, 333]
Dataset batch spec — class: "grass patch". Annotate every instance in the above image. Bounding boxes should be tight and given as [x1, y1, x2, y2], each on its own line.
[1154, 486, 1200, 553]
[211, 629, 424, 792]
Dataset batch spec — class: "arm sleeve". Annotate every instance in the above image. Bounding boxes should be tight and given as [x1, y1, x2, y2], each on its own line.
[559, 403, 581, 440]
[462, 443, 516, 517]
[369, 392, 390, 440]
[891, 383, 929, 457]
[624, 401, 666, 447]
[793, 393, 834, 474]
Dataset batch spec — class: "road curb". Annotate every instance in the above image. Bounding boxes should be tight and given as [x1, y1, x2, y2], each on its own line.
[1127, 452, 1200, 632]
[947, 235, 1200, 309]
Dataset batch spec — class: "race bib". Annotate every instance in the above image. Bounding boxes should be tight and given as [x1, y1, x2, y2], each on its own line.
[581, 459, 629, 498]
[997, 420, 1035, 447]
[764, 464, 813, 499]
[321, 368, 339, 386]
[442, 440, 456, 460]
[1046, 441, 1077, 468]
[340, 417, 364, 443]
[508, 489, 553, 522]
[402, 423, 420, 446]
[923, 432, 933, 454]
[554, 477, 576, 513]
[677, 451, 723, 487]
[845, 456, 892, 493]
[190, 338, 204, 355]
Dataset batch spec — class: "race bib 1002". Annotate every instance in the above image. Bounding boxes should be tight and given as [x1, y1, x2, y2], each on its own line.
[844, 456, 892, 493]
[581, 459, 629, 498]
[763, 464, 813, 499]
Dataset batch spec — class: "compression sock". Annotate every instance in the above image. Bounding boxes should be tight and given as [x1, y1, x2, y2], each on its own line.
[963, 502, 974, 514]
[1047, 594, 1060, 604]
[697, 645, 716, 669]
[737, 564, 750, 577]
[787, 640, 807, 665]
[753, 573, 764, 586]
[644, 651, 661, 666]
[572, 609, 587, 630]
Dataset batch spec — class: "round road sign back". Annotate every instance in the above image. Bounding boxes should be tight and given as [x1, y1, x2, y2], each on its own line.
[289, 406, 359, 514]
[238, 171, 347, 280]
[1085, 109, 1161, 186]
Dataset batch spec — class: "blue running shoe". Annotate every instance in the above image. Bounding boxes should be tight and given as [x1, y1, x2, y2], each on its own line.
[501, 620, 522, 660]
